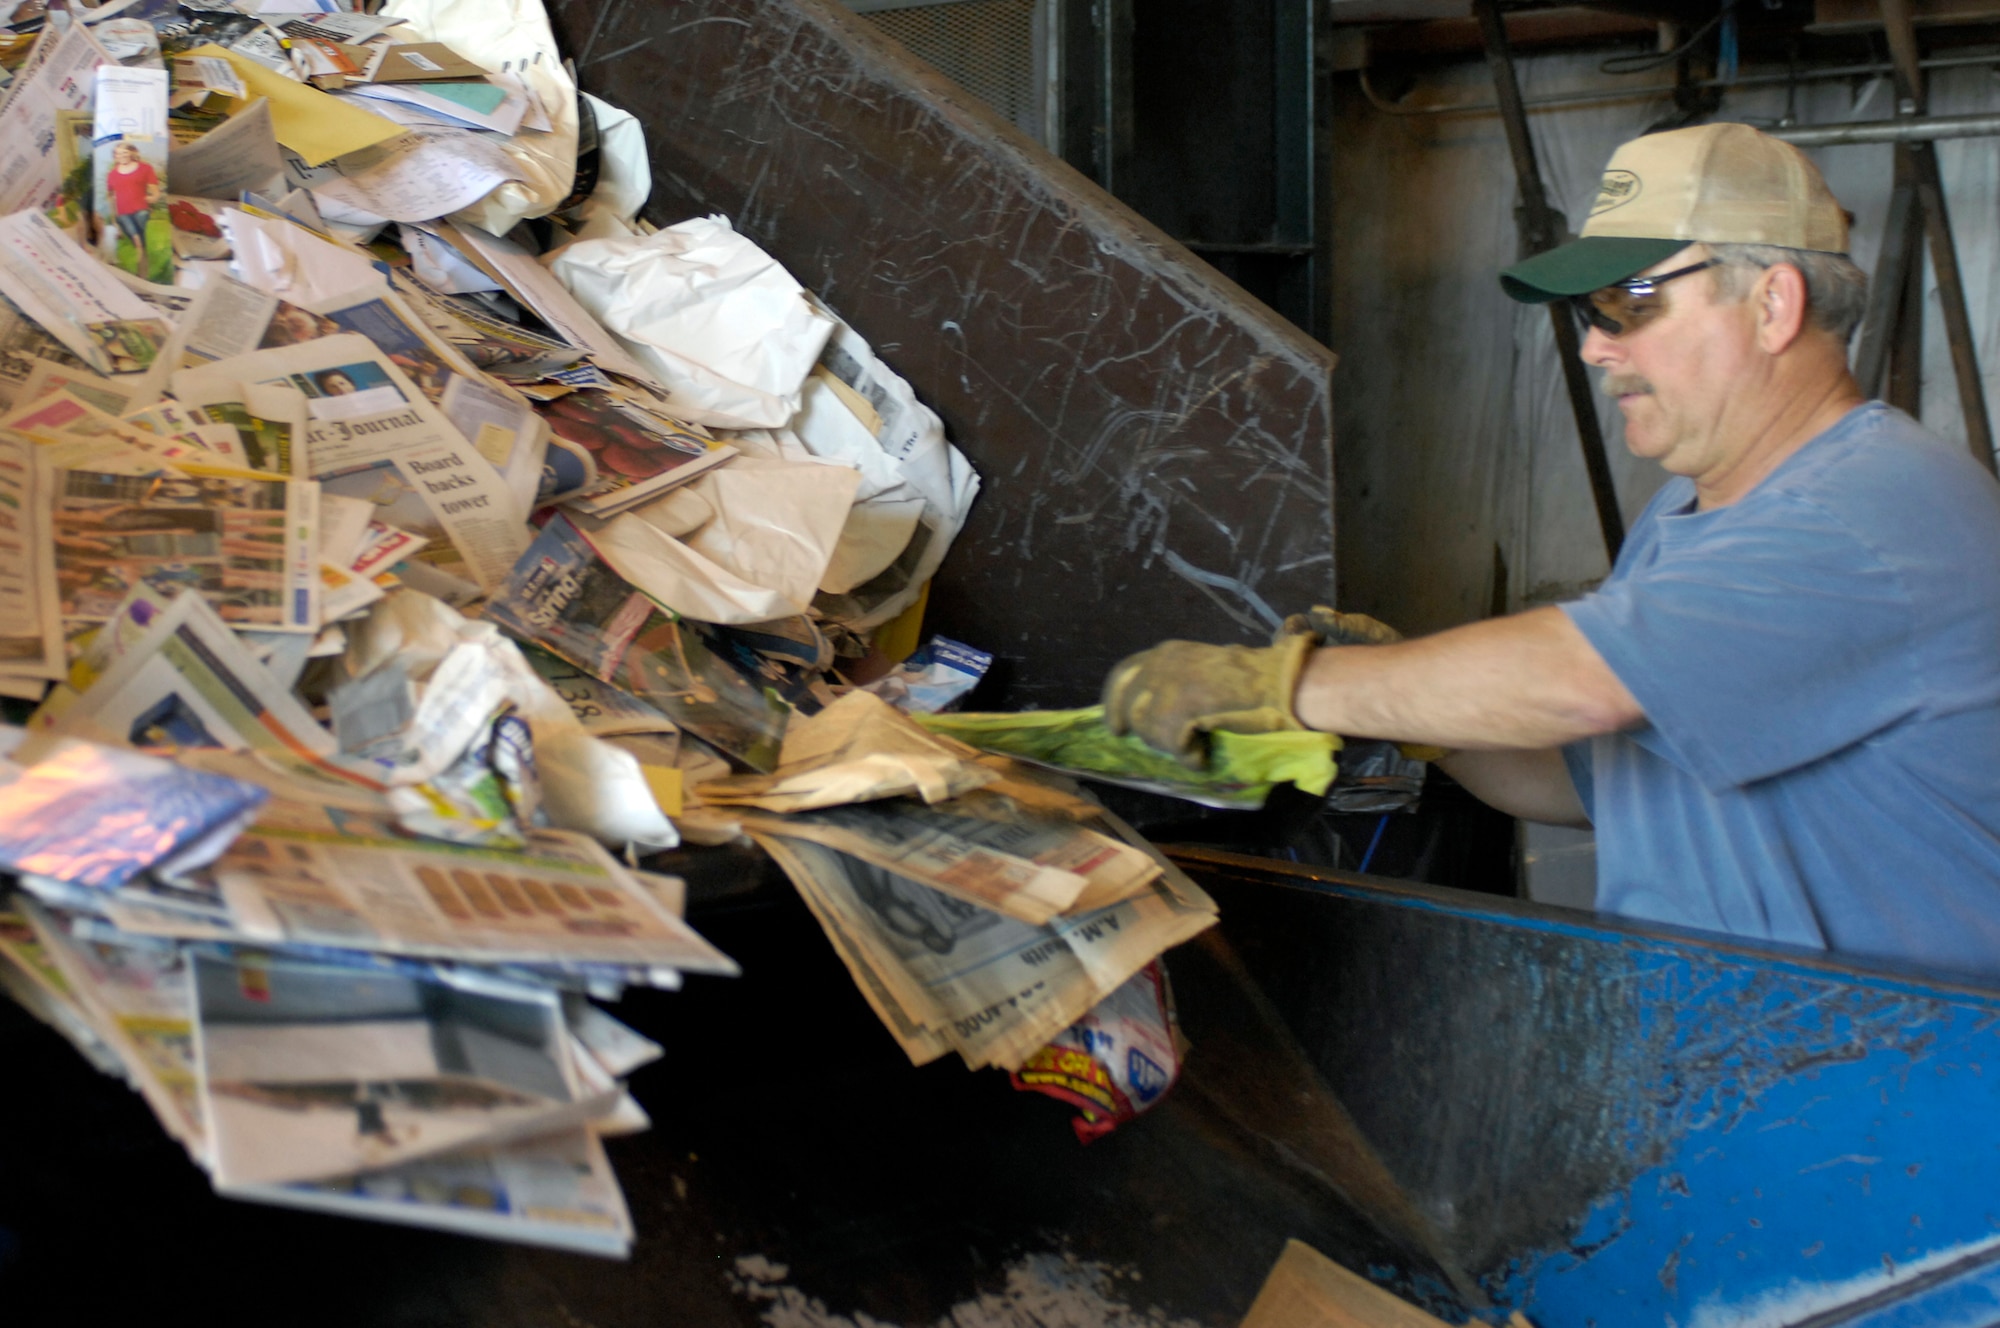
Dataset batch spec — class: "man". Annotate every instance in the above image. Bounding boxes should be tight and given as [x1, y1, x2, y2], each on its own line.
[1103, 123, 2000, 978]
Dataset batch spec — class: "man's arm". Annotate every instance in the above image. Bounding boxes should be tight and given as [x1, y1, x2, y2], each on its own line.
[1292, 605, 1643, 750]
[1438, 747, 1590, 827]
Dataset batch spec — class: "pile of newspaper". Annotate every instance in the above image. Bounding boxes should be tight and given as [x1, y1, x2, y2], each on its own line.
[0, 0, 1217, 1251]
[687, 691, 1219, 1074]
[0, 734, 733, 1255]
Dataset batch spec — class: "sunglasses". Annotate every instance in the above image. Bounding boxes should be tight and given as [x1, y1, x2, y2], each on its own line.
[1572, 258, 1721, 336]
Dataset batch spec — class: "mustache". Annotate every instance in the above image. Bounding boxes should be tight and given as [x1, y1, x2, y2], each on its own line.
[1601, 374, 1654, 398]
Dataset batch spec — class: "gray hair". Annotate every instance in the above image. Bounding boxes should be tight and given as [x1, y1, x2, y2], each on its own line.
[1706, 243, 1869, 342]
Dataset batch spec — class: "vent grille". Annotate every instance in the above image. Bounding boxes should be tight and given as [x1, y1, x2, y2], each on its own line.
[864, 0, 1040, 139]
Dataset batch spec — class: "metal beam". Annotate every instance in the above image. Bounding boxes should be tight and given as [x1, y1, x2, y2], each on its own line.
[1471, 0, 1624, 564]
[1852, 157, 1919, 398]
[1878, 0, 1996, 473]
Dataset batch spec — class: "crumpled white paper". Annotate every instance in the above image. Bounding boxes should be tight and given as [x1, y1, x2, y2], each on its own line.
[346, 590, 679, 849]
[222, 208, 385, 304]
[544, 216, 838, 429]
[725, 315, 980, 628]
[580, 454, 861, 624]
[379, 0, 580, 235]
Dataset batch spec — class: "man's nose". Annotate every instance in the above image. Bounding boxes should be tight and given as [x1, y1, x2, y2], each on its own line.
[1580, 320, 1620, 367]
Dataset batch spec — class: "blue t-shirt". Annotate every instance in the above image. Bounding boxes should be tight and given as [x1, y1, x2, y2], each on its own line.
[1560, 402, 2000, 981]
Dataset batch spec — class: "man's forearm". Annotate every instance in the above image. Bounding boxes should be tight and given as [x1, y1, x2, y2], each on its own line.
[1438, 747, 1591, 827]
[1291, 606, 1642, 750]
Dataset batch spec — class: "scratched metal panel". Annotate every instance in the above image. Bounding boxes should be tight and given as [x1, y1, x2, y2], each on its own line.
[1187, 853, 2000, 1325]
[544, 0, 1337, 706]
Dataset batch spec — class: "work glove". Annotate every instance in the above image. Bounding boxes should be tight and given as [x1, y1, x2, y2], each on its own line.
[1101, 633, 1316, 768]
[1275, 606, 1451, 764]
[1276, 606, 1406, 649]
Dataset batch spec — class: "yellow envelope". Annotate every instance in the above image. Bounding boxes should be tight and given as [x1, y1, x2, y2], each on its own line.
[185, 45, 404, 167]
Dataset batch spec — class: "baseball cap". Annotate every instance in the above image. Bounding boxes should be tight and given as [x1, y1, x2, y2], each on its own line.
[1500, 122, 1850, 303]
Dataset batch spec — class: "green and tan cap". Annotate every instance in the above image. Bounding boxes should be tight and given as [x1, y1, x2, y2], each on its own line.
[1500, 122, 1850, 303]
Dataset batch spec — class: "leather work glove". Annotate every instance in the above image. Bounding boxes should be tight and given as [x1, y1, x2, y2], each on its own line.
[1102, 633, 1316, 768]
[1275, 606, 1452, 764]
[1277, 606, 1406, 649]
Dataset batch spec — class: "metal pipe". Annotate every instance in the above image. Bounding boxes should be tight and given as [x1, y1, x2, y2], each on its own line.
[1357, 52, 2000, 120]
[1473, 0, 1625, 563]
[1770, 111, 2000, 145]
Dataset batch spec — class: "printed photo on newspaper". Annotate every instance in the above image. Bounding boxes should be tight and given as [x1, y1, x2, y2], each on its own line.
[50, 463, 318, 631]
[172, 334, 528, 589]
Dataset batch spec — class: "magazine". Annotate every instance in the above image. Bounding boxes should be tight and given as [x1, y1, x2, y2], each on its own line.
[539, 390, 735, 518]
[485, 514, 790, 772]
[0, 737, 265, 890]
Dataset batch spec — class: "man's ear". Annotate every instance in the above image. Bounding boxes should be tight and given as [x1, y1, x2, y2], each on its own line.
[1754, 262, 1810, 354]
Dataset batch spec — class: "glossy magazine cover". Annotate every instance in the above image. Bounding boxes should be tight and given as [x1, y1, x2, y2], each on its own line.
[0, 737, 267, 889]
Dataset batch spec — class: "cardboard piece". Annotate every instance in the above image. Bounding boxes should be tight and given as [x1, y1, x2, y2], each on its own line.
[367, 42, 491, 84]
[1239, 1241, 1510, 1328]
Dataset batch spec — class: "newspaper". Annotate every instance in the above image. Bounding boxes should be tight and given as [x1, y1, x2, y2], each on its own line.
[694, 689, 992, 813]
[162, 275, 282, 370]
[50, 462, 320, 632]
[542, 390, 734, 518]
[0, 20, 111, 218]
[438, 370, 546, 518]
[167, 95, 286, 201]
[1, 390, 217, 470]
[0, 904, 124, 1075]
[756, 836, 1217, 1071]
[190, 948, 610, 1187]
[435, 221, 658, 387]
[0, 432, 61, 678]
[171, 334, 529, 589]
[23, 902, 207, 1156]
[734, 787, 1159, 926]
[0, 286, 93, 414]
[0, 209, 173, 382]
[21, 359, 129, 415]
[309, 283, 486, 403]
[206, 798, 741, 971]
[34, 591, 377, 802]
[387, 266, 583, 382]
[738, 801, 1083, 925]
[523, 644, 677, 739]
[220, 1126, 634, 1257]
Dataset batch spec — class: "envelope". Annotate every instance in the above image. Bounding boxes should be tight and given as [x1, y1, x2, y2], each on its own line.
[183, 45, 404, 167]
